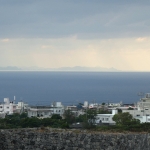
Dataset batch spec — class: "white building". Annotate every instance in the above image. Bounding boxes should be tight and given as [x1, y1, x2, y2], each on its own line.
[108, 102, 122, 107]
[15, 102, 29, 113]
[51, 102, 65, 116]
[137, 93, 150, 110]
[89, 103, 98, 109]
[28, 102, 65, 118]
[95, 110, 118, 125]
[122, 93, 150, 123]
[28, 106, 52, 118]
[0, 98, 14, 115]
[0, 98, 29, 117]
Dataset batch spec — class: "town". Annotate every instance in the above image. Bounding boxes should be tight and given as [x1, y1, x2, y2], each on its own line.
[0, 93, 150, 126]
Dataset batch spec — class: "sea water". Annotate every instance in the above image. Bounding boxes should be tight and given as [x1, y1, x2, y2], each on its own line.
[0, 71, 150, 106]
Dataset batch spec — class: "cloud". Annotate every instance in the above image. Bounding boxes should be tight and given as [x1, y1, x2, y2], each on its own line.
[0, 37, 149, 71]
[1, 39, 9, 42]
[0, 1, 150, 39]
[41, 45, 54, 49]
[1, 1, 150, 71]
[136, 37, 147, 42]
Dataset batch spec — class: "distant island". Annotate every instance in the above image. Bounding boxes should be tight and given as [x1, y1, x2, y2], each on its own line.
[0, 66, 120, 72]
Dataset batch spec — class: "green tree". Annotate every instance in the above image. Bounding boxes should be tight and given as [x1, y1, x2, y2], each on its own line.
[75, 114, 86, 123]
[83, 109, 97, 129]
[98, 109, 111, 114]
[20, 112, 28, 118]
[112, 112, 140, 126]
[51, 114, 62, 120]
[63, 109, 75, 124]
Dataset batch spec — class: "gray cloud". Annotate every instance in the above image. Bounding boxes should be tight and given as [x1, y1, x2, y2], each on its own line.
[0, 0, 150, 39]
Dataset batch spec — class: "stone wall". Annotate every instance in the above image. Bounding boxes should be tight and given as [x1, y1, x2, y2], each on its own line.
[0, 128, 150, 150]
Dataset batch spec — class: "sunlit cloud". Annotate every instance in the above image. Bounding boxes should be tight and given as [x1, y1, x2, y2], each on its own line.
[0, 36, 150, 71]
[136, 37, 147, 42]
[41, 45, 54, 49]
[1, 39, 9, 42]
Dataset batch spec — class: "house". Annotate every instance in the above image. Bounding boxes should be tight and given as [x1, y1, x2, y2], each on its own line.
[28, 102, 65, 118]
[0, 98, 14, 115]
[95, 109, 118, 125]
[0, 98, 28, 116]
[28, 106, 52, 118]
[15, 102, 29, 113]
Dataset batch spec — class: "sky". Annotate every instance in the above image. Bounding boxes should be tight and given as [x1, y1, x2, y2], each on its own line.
[0, 0, 150, 71]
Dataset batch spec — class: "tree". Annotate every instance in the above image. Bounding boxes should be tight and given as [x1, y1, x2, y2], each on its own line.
[117, 109, 122, 113]
[75, 114, 86, 123]
[63, 109, 75, 124]
[83, 109, 97, 129]
[51, 114, 62, 120]
[112, 112, 140, 126]
[20, 112, 28, 118]
[98, 109, 111, 114]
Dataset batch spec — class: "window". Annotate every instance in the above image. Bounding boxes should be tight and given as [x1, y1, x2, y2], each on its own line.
[45, 112, 48, 115]
[7, 107, 9, 109]
[136, 115, 140, 116]
[105, 118, 109, 121]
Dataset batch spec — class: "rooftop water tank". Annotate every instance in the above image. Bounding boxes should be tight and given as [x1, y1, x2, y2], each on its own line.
[4, 98, 9, 104]
[84, 101, 88, 107]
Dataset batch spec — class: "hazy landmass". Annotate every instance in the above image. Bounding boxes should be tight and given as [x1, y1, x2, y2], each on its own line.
[0, 66, 22, 71]
[0, 66, 120, 72]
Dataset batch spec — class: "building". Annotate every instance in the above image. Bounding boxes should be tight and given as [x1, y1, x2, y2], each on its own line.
[28, 106, 52, 118]
[0, 98, 14, 115]
[95, 110, 118, 125]
[28, 102, 65, 118]
[137, 93, 150, 110]
[15, 102, 29, 113]
[0, 98, 28, 117]
[51, 102, 65, 116]
[122, 93, 150, 123]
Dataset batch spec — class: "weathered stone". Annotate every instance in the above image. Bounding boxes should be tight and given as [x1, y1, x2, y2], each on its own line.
[0, 128, 150, 150]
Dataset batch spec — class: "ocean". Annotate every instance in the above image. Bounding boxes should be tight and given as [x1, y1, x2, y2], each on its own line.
[0, 71, 150, 106]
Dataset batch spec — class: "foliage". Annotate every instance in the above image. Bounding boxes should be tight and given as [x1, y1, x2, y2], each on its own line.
[112, 112, 140, 126]
[83, 109, 97, 129]
[51, 114, 62, 120]
[2, 111, 150, 132]
[63, 109, 75, 124]
[97, 109, 111, 114]
[102, 103, 105, 105]
[117, 109, 122, 113]
[75, 114, 86, 123]
[0, 113, 69, 129]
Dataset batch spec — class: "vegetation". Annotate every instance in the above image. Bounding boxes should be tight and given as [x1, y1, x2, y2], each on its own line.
[63, 109, 76, 124]
[112, 112, 140, 126]
[0, 113, 68, 129]
[1, 111, 150, 132]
